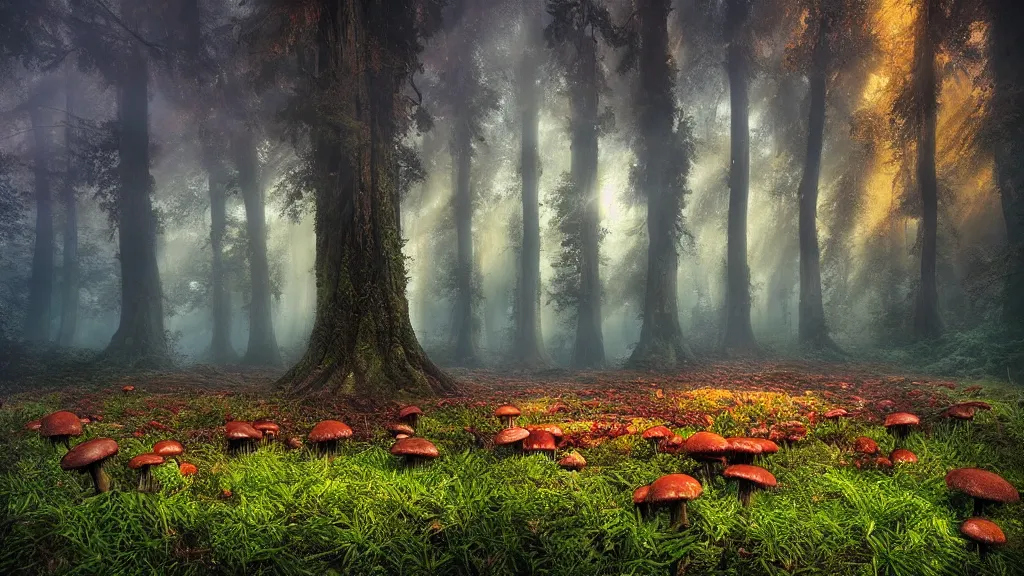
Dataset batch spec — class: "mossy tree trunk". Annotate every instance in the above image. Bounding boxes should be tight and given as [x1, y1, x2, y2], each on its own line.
[58, 64, 79, 347]
[206, 153, 236, 364]
[451, 84, 478, 365]
[279, 0, 455, 397]
[231, 129, 282, 367]
[25, 103, 54, 343]
[627, 0, 694, 369]
[721, 0, 758, 353]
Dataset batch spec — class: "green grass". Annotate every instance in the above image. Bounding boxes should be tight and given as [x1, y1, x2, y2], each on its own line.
[0, 376, 1022, 576]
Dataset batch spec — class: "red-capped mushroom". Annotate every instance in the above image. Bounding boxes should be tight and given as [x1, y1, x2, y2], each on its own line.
[60, 437, 119, 494]
[889, 448, 917, 465]
[884, 412, 920, 443]
[153, 439, 184, 462]
[285, 436, 303, 450]
[225, 421, 263, 455]
[642, 426, 673, 452]
[647, 473, 703, 529]
[308, 420, 353, 456]
[558, 451, 586, 472]
[526, 424, 564, 440]
[25, 419, 42, 431]
[853, 436, 879, 455]
[726, 437, 763, 465]
[390, 437, 439, 467]
[494, 426, 530, 453]
[684, 432, 730, 478]
[960, 517, 1006, 558]
[945, 468, 1020, 516]
[823, 408, 849, 420]
[632, 485, 651, 518]
[128, 453, 164, 492]
[179, 462, 198, 477]
[750, 438, 779, 463]
[723, 464, 777, 506]
[122, 385, 135, 394]
[40, 411, 83, 450]
[522, 430, 557, 459]
[943, 404, 976, 422]
[398, 406, 423, 428]
[252, 420, 280, 443]
[494, 405, 521, 428]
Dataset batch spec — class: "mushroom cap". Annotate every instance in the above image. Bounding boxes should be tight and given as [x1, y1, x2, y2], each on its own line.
[153, 440, 184, 457]
[889, 448, 918, 464]
[40, 411, 83, 439]
[726, 437, 764, 456]
[884, 412, 920, 427]
[684, 432, 730, 458]
[943, 404, 976, 420]
[225, 421, 263, 441]
[960, 518, 1007, 546]
[723, 464, 777, 488]
[60, 437, 119, 471]
[632, 485, 650, 505]
[388, 423, 416, 436]
[252, 420, 280, 434]
[945, 468, 1020, 504]
[398, 405, 424, 419]
[958, 401, 992, 411]
[526, 424, 564, 438]
[494, 404, 521, 418]
[823, 408, 849, 419]
[558, 451, 587, 471]
[179, 462, 198, 476]
[648, 473, 703, 504]
[522, 430, 557, 452]
[122, 385, 135, 392]
[494, 426, 530, 446]
[642, 425, 674, 440]
[25, 419, 42, 431]
[128, 453, 164, 469]
[390, 437, 439, 459]
[853, 436, 879, 455]
[308, 420, 352, 443]
[751, 438, 779, 454]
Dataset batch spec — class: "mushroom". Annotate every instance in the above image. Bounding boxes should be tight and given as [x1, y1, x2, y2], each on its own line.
[398, 406, 423, 429]
[526, 424, 564, 441]
[494, 426, 530, 453]
[387, 423, 416, 438]
[60, 437, 119, 494]
[642, 426, 673, 452]
[647, 473, 703, 529]
[943, 404, 976, 422]
[285, 436, 303, 450]
[39, 411, 83, 450]
[122, 385, 135, 394]
[823, 408, 849, 420]
[390, 437, 439, 468]
[660, 434, 685, 455]
[960, 517, 1006, 559]
[252, 420, 280, 443]
[308, 420, 353, 456]
[632, 485, 651, 518]
[153, 439, 184, 463]
[750, 438, 779, 463]
[225, 421, 263, 455]
[179, 462, 198, 477]
[25, 419, 42, 431]
[683, 432, 730, 478]
[558, 451, 586, 472]
[883, 412, 920, 443]
[853, 436, 879, 455]
[945, 468, 1020, 516]
[494, 405, 521, 428]
[128, 453, 164, 492]
[522, 430, 557, 460]
[722, 464, 776, 506]
[889, 448, 917, 465]
[725, 437, 763, 465]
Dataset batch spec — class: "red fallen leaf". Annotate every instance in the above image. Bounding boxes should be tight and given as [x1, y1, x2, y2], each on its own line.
[219, 489, 232, 499]
[655, 389, 664, 399]
[875, 456, 893, 469]
[963, 385, 983, 395]
[850, 396, 866, 404]
[738, 547, 753, 559]
[907, 390, 924, 399]
[937, 382, 956, 390]
[546, 402, 569, 414]
[132, 430, 144, 438]
[90, 414, 104, 422]
[79, 417, 90, 424]
[875, 400, 895, 410]
[286, 437, 303, 450]
[224, 414, 233, 422]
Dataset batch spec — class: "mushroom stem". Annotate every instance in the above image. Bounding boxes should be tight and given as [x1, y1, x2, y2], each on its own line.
[978, 543, 989, 560]
[738, 480, 751, 507]
[88, 463, 111, 494]
[669, 501, 689, 529]
[974, 499, 986, 517]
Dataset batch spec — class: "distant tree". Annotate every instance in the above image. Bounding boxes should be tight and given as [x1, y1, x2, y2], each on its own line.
[57, 62, 80, 346]
[24, 87, 55, 343]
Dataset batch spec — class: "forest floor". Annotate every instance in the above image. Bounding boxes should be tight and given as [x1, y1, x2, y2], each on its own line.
[0, 360, 1022, 575]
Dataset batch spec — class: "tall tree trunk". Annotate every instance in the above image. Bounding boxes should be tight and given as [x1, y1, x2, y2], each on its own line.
[913, 0, 942, 339]
[511, 0, 549, 367]
[628, 0, 694, 368]
[278, 0, 454, 397]
[105, 37, 167, 361]
[58, 65, 79, 346]
[207, 156, 236, 363]
[990, 0, 1024, 336]
[570, 25, 605, 368]
[231, 129, 282, 366]
[721, 0, 758, 352]
[25, 104, 54, 343]
[797, 5, 837, 350]
[452, 96, 477, 365]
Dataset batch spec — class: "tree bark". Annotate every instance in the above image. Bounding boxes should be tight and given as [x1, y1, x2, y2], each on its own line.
[105, 35, 167, 361]
[25, 103, 54, 343]
[231, 129, 282, 366]
[722, 0, 758, 352]
[570, 24, 605, 369]
[990, 0, 1024, 335]
[206, 157, 236, 363]
[451, 91, 477, 365]
[57, 65, 79, 347]
[797, 5, 837, 350]
[628, 0, 694, 368]
[913, 0, 942, 339]
[511, 0, 549, 368]
[278, 0, 455, 397]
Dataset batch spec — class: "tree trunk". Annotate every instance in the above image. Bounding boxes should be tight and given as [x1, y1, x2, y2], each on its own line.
[913, 0, 942, 339]
[628, 0, 694, 368]
[990, 0, 1024, 335]
[105, 37, 167, 362]
[25, 104, 54, 343]
[797, 6, 837, 350]
[207, 158, 236, 363]
[721, 0, 758, 352]
[278, 0, 455, 397]
[570, 25, 605, 369]
[511, 0, 549, 368]
[231, 129, 282, 366]
[451, 99, 477, 365]
[57, 65, 79, 347]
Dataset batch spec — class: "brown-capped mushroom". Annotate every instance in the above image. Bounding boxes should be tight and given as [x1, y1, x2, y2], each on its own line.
[60, 437, 119, 494]
[725, 437, 763, 465]
[647, 473, 703, 529]
[494, 404, 521, 428]
[558, 451, 586, 472]
[225, 421, 262, 455]
[853, 436, 879, 455]
[522, 430, 557, 460]
[390, 437, 439, 468]
[641, 426, 673, 452]
[723, 464, 777, 506]
[494, 426, 530, 453]
[889, 448, 917, 465]
[884, 412, 920, 443]
[945, 468, 1020, 516]
[388, 423, 416, 438]
[252, 420, 280, 443]
[960, 517, 1006, 559]
[632, 485, 651, 518]
[153, 439, 184, 462]
[684, 432, 730, 478]
[128, 453, 164, 492]
[398, 406, 423, 429]
[308, 420, 353, 456]
[40, 411, 83, 450]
